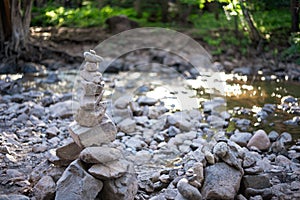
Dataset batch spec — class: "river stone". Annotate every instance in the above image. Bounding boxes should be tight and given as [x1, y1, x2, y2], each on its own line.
[201, 162, 242, 200]
[137, 96, 157, 106]
[55, 159, 103, 200]
[83, 51, 104, 63]
[114, 95, 132, 109]
[81, 80, 103, 96]
[230, 131, 253, 147]
[177, 178, 202, 200]
[56, 141, 82, 163]
[49, 100, 79, 118]
[88, 159, 130, 179]
[80, 146, 122, 164]
[75, 105, 106, 127]
[33, 175, 56, 200]
[80, 70, 102, 84]
[84, 62, 98, 72]
[0, 195, 30, 200]
[247, 130, 271, 151]
[99, 163, 138, 200]
[69, 115, 117, 148]
[268, 131, 279, 142]
[118, 118, 136, 133]
[242, 174, 271, 189]
[278, 132, 292, 144]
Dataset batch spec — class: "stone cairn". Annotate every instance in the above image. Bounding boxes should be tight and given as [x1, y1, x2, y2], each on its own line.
[55, 50, 138, 200]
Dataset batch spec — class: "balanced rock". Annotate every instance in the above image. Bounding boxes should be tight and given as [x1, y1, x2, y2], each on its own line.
[99, 163, 138, 200]
[88, 159, 130, 180]
[84, 62, 98, 72]
[202, 162, 242, 200]
[80, 70, 103, 84]
[247, 130, 271, 151]
[75, 106, 106, 127]
[55, 159, 103, 200]
[83, 51, 104, 63]
[69, 115, 117, 148]
[81, 80, 103, 96]
[80, 146, 122, 164]
[56, 141, 82, 163]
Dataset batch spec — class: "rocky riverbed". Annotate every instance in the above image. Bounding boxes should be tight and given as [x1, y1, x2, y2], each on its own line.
[0, 50, 300, 200]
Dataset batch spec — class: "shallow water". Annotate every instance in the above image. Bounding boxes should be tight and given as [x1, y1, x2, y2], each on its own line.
[2, 70, 299, 139]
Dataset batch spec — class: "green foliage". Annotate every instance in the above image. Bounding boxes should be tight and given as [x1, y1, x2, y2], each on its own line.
[31, 3, 137, 27]
[282, 33, 300, 64]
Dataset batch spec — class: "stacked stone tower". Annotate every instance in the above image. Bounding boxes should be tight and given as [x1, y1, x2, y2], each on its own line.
[55, 50, 138, 200]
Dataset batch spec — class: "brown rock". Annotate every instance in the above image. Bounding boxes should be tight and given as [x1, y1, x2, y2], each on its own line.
[56, 141, 82, 163]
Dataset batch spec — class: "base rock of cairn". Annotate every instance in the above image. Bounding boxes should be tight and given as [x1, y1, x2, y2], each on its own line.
[55, 50, 138, 200]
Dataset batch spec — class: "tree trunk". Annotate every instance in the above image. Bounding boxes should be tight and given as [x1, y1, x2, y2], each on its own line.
[161, 0, 169, 23]
[135, 0, 143, 18]
[291, 0, 299, 32]
[239, 0, 262, 45]
[0, 0, 33, 64]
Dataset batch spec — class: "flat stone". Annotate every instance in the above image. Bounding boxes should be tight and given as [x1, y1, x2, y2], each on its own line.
[56, 141, 82, 163]
[33, 175, 56, 200]
[137, 96, 157, 106]
[230, 131, 253, 147]
[49, 100, 79, 118]
[81, 80, 103, 96]
[88, 159, 130, 180]
[84, 62, 98, 72]
[84, 51, 104, 63]
[201, 162, 242, 200]
[99, 163, 138, 200]
[45, 126, 60, 138]
[69, 115, 117, 148]
[55, 159, 103, 200]
[80, 146, 122, 164]
[118, 118, 136, 133]
[247, 130, 271, 151]
[242, 174, 271, 189]
[114, 95, 132, 109]
[75, 106, 106, 127]
[80, 70, 102, 84]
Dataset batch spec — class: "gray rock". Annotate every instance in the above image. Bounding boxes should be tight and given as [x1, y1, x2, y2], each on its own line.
[281, 95, 297, 104]
[118, 118, 136, 133]
[247, 130, 271, 151]
[88, 159, 130, 179]
[168, 126, 181, 137]
[275, 155, 292, 167]
[99, 163, 138, 200]
[278, 132, 292, 144]
[114, 95, 132, 109]
[268, 131, 279, 142]
[242, 174, 271, 189]
[55, 159, 103, 200]
[83, 51, 104, 63]
[80, 146, 122, 164]
[0, 195, 30, 200]
[45, 126, 60, 138]
[177, 178, 202, 200]
[69, 115, 117, 148]
[33, 175, 56, 200]
[83, 62, 98, 72]
[201, 162, 242, 200]
[230, 131, 252, 147]
[49, 100, 79, 118]
[137, 96, 157, 106]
